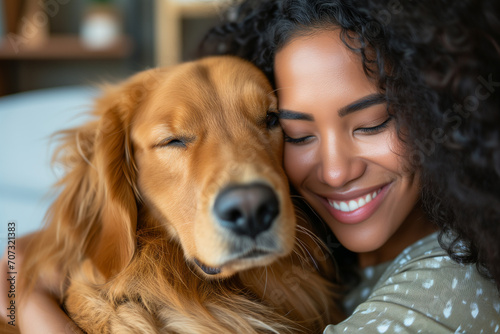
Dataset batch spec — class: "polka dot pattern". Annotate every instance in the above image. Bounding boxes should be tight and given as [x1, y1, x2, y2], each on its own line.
[324, 233, 500, 333]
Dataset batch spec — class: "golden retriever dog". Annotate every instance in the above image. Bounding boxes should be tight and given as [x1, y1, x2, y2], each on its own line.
[20, 56, 343, 333]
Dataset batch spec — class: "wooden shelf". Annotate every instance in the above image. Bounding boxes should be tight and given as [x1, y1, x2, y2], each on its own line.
[155, 0, 227, 66]
[176, 0, 226, 17]
[0, 35, 133, 60]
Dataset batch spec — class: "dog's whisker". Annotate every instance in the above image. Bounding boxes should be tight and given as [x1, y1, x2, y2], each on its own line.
[293, 242, 311, 268]
[264, 267, 268, 296]
[185, 258, 204, 281]
[294, 197, 325, 223]
[295, 224, 332, 270]
[267, 264, 277, 293]
[296, 225, 323, 245]
[295, 237, 320, 272]
[296, 224, 330, 254]
[269, 87, 286, 95]
[291, 241, 308, 267]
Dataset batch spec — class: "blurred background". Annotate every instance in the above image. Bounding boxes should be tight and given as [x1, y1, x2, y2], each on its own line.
[0, 0, 226, 95]
[0, 0, 227, 249]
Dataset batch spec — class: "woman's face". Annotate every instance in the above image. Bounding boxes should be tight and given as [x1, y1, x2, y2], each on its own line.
[274, 30, 425, 260]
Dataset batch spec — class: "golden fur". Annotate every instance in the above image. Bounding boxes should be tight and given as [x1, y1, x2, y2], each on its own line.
[20, 56, 343, 333]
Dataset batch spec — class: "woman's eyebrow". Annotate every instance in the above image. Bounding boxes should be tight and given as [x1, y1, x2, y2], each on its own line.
[278, 109, 314, 121]
[278, 94, 386, 121]
[338, 93, 387, 117]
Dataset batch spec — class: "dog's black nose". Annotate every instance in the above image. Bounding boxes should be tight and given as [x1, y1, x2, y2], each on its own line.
[213, 183, 279, 238]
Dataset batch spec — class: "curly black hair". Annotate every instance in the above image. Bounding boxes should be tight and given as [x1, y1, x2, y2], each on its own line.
[198, 0, 500, 289]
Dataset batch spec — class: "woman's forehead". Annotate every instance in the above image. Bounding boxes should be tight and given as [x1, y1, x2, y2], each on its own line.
[274, 30, 378, 107]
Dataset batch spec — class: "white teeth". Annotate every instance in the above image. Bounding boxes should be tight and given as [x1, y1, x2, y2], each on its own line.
[328, 187, 383, 213]
[365, 194, 372, 203]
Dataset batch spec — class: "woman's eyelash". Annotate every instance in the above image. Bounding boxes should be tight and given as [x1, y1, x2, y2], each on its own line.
[283, 116, 393, 144]
[357, 116, 393, 134]
[283, 134, 313, 144]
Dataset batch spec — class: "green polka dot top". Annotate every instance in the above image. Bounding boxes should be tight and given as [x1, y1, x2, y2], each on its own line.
[324, 232, 500, 333]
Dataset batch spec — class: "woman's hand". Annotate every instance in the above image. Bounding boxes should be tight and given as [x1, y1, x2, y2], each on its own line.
[0, 233, 83, 334]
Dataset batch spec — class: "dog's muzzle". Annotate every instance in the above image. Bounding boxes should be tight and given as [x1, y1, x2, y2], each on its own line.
[194, 183, 281, 276]
[213, 183, 279, 238]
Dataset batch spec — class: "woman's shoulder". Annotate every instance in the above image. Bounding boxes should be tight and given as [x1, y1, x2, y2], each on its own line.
[377, 232, 496, 295]
[376, 231, 449, 285]
[326, 232, 500, 333]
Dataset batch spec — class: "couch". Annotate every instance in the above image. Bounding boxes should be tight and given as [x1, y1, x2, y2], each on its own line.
[0, 86, 98, 250]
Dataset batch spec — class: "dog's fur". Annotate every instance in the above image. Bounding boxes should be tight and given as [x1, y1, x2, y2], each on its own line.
[20, 56, 343, 333]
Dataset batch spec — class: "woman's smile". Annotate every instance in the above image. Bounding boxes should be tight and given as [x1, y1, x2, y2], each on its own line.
[321, 182, 391, 224]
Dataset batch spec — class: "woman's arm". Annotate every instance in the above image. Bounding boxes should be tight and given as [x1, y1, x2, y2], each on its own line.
[17, 290, 82, 334]
[0, 233, 83, 334]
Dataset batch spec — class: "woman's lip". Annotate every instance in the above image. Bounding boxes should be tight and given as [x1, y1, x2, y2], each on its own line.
[320, 183, 392, 225]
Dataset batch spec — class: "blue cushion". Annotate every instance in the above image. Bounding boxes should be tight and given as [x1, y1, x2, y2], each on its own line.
[0, 86, 98, 249]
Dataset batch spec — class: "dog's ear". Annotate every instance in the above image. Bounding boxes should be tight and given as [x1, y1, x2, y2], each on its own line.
[88, 101, 138, 278]
[89, 70, 164, 278]
[47, 70, 160, 279]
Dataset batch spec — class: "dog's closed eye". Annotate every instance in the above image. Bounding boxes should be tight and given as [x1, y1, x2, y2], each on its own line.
[154, 136, 195, 149]
[266, 111, 280, 130]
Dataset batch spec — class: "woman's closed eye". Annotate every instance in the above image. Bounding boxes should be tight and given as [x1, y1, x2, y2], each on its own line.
[283, 132, 314, 145]
[355, 116, 393, 134]
[283, 116, 393, 144]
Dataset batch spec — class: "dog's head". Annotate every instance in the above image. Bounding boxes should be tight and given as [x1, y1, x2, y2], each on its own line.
[132, 57, 295, 278]
[59, 57, 296, 279]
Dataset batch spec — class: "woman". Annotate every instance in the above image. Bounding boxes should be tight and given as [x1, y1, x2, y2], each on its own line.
[198, 0, 500, 331]
[3, 0, 500, 332]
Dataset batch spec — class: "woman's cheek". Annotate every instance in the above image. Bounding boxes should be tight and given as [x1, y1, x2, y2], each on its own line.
[357, 128, 402, 170]
[283, 143, 315, 188]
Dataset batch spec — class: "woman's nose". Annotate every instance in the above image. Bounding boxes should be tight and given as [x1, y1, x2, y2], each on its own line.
[317, 137, 365, 188]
